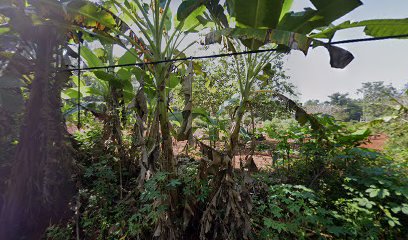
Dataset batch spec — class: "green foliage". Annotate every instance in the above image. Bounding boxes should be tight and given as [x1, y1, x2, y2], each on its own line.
[5, 1, 408, 239]
[46, 224, 73, 240]
[46, 123, 214, 239]
[233, 0, 286, 28]
[332, 163, 408, 238]
[252, 183, 343, 239]
[262, 118, 301, 166]
[383, 120, 408, 162]
[252, 113, 408, 239]
[358, 81, 398, 121]
[312, 18, 408, 39]
[369, 87, 408, 162]
[327, 92, 362, 121]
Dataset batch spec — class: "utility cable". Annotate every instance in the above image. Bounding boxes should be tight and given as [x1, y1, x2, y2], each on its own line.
[77, 37, 81, 129]
[63, 34, 408, 72]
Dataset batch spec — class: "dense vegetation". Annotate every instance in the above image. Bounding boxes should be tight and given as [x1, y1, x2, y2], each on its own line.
[0, 0, 407, 239]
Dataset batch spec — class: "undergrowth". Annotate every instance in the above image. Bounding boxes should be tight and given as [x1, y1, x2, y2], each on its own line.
[46, 117, 408, 240]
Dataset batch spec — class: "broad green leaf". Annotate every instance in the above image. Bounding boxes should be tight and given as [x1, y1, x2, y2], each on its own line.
[116, 68, 132, 81]
[67, 0, 116, 29]
[312, 19, 408, 39]
[232, 0, 284, 28]
[391, 206, 401, 214]
[62, 85, 91, 100]
[167, 73, 180, 89]
[117, 48, 138, 65]
[93, 71, 116, 82]
[80, 46, 104, 68]
[309, 0, 362, 25]
[177, 0, 227, 29]
[204, 0, 228, 27]
[177, 5, 208, 31]
[93, 71, 128, 89]
[93, 48, 106, 59]
[192, 107, 210, 118]
[366, 187, 390, 199]
[0, 26, 10, 34]
[279, 0, 294, 20]
[163, 7, 173, 30]
[278, 0, 362, 34]
[177, 0, 206, 21]
[278, 8, 323, 34]
[123, 89, 134, 103]
[62, 88, 80, 100]
[356, 197, 374, 209]
[388, 220, 395, 227]
[262, 63, 276, 77]
[402, 205, 408, 215]
[71, 75, 86, 88]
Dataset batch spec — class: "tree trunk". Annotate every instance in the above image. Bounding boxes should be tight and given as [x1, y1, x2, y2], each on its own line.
[0, 26, 74, 239]
[155, 65, 179, 239]
[177, 61, 193, 145]
[154, 65, 176, 173]
[227, 99, 247, 159]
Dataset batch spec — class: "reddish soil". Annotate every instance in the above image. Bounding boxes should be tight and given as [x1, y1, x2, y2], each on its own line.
[359, 134, 388, 151]
[66, 121, 388, 169]
[173, 134, 389, 169]
[232, 154, 272, 169]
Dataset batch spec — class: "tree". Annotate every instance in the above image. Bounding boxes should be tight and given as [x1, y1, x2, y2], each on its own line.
[358, 81, 398, 121]
[328, 92, 351, 106]
[190, 0, 366, 238]
[0, 1, 75, 238]
[328, 92, 362, 121]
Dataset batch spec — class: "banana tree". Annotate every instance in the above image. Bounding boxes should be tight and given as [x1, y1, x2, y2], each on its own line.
[100, 0, 207, 174]
[177, 0, 368, 238]
[72, 0, 215, 237]
[178, 0, 363, 160]
[0, 0, 79, 238]
[0, 0, 151, 237]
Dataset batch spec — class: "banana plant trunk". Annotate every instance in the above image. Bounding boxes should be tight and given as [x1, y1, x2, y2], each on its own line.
[227, 101, 246, 159]
[0, 26, 74, 239]
[227, 84, 251, 159]
[155, 64, 180, 239]
[156, 66, 178, 190]
[157, 67, 175, 173]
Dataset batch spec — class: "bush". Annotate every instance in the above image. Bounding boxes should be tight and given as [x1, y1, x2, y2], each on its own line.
[252, 184, 339, 239]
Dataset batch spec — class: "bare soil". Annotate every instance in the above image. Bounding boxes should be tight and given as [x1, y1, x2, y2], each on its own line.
[67, 124, 388, 169]
[174, 134, 389, 169]
[359, 133, 388, 151]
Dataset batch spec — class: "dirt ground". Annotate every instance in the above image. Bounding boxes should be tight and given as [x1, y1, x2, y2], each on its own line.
[174, 134, 389, 169]
[359, 133, 388, 151]
[67, 124, 388, 169]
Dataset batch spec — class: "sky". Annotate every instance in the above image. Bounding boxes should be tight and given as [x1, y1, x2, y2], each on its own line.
[287, 0, 408, 102]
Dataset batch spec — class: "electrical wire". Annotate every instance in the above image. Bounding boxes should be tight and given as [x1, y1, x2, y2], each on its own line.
[64, 34, 408, 72]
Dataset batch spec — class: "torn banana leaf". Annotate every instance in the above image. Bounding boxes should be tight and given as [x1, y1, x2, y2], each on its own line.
[311, 18, 408, 40]
[272, 92, 324, 132]
[176, 61, 193, 141]
[204, 28, 354, 68]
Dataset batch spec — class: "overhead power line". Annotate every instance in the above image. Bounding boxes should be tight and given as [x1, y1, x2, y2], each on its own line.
[63, 34, 408, 72]
[329, 34, 408, 45]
